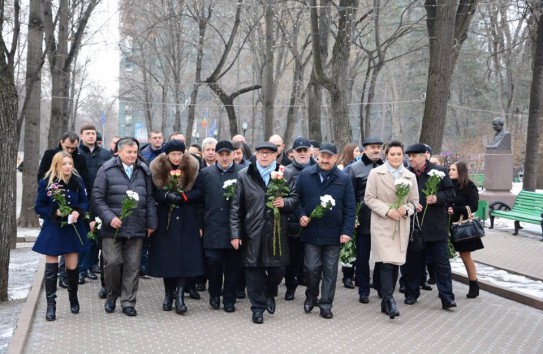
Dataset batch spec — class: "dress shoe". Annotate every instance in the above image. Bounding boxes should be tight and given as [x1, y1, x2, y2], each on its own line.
[92, 264, 101, 274]
[236, 290, 246, 299]
[285, 289, 295, 301]
[58, 277, 68, 289]
[343, 278, 355, 289]
[420, 283, 432, 291]
[304, 298, 316, 313]
[122, 306, 137, 316]
[359, 295, 369, 304]
[98, 287, 108, 299]
[86, 269, 97, 280]
[195, 283, 207, 291]
[224, 305, 236, 313]
[209, 296, 220, 309]
[320, 308, 333, 319]
[252, 311, 264, 324]
[382, 299, 400, 319]
[104, 299, 116, 313]
[78, 273, 86, 285]
[187, 288, 201, 300]
[266, 297, 276, 314]
[399, 285, 405, 293]
[404, 297, 417, 305]
[442, 300, 457, 310]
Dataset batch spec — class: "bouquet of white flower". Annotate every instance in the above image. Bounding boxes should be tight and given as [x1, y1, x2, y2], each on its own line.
[115, 190, 139, 239]
[421, 169, 446, 225]
[223, 179, 237, 200]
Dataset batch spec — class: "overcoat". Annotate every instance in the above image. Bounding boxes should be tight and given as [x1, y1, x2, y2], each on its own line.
[230, 163, 298, 267]
[364, 164, 419, 265]
[146, 153, 205, 278]
[33, 176, 90, 256]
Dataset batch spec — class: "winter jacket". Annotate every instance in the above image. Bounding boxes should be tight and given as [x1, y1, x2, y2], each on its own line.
[283, 158, 316, 236]
[200, 162, 244, 249]
[343, 153, 384, 235]
[78, 142, 113, 198]
[38, 145, 89, 189]
[230, 163, 298, 267]
[140, 144, 164, 163]
[91, 156, 157, 239]
[295, 165, 357, 245]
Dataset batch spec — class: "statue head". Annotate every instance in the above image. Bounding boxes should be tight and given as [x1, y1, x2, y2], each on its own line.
[492, 117, 505, 133]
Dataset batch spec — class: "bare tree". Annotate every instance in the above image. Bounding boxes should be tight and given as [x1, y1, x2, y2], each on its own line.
[419, 0, 478, 153]
[44, 0, 100, 147]
[0, 0, 20, 301]
[310, 0, 358, 150]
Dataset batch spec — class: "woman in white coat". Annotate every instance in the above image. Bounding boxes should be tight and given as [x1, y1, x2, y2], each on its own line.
[364, 141, 419, 319]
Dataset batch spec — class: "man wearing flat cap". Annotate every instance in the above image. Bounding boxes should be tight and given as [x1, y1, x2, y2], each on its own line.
[283, 137, 317, 301]
[200, 140, 244, 312]
[403, 143, 456, 310]
[343, 136, 384, 304]
[230, 142, 298, 324]
[296, 143, 356, 319]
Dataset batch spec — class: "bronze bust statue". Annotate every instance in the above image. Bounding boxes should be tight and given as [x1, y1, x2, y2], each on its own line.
[486, 117, 511, 151]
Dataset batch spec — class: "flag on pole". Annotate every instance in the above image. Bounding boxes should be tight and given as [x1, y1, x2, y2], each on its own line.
[208, 120, 217, 137]
[100, 111, 107, 125]
[202, 117, 207, 128]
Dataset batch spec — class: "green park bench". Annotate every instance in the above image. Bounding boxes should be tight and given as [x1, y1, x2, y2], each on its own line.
[489, 190, 543, 238]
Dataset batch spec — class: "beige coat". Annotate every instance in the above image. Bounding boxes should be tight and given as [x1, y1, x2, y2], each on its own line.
[364, 164, 419, 265]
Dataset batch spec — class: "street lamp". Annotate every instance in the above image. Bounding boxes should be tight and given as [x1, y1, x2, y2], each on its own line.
[195, 131, 200, 143]
[242, 120, 248, 136]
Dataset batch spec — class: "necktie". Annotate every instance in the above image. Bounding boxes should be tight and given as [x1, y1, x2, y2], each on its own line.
[126, 166, 132, 179]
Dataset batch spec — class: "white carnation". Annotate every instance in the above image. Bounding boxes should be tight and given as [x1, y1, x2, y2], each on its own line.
[126, 190, 140, 201]
[320, 194, 336, 208]
[428, 169, 445, 178]
[223, 179, 237, 189]
[394, 179, 412, 187]
[95, 217, 102, 230]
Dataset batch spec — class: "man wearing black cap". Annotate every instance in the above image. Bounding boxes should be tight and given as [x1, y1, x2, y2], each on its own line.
[343, 136, 384, 304]
[404, 143, 456, 310]
[230, 142, 298, 324]
[200, 140, 244, 312]
[283, 137, 316, 300]
[296, 143, 356, 319]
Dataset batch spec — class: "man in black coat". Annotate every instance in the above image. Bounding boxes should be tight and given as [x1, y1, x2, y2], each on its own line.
[37, 131, 90, 289]
[200, 140, 244, 313]
[283, 137, 316, 301]
[343, 136, 384, 304]
[92, 138, 157, 316]
[403, 143, 456, 309]
[230, 142, 298, 324]
[77, 124, 113, 285]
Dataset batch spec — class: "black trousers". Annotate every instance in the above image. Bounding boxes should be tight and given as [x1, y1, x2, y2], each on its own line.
[284, 236, 305, 290]
[380, 263, 399, 302]
[245, 266, 285, 313]
[305, 243, 341, 311]
[355, 233, 371, 296]
[205, 248, 242, 306]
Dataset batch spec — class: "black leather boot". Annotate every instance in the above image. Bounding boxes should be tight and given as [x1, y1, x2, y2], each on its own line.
[175, 278, 187, 315]
[66, 268, 80, 314]
[384, 298, 400, 319]
[44, 263, 58, 321]
[163, 278, 174, 311]
[467, 279, 479, 299]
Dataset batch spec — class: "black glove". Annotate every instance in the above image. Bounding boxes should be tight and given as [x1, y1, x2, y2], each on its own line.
[165, 192, 183, 204]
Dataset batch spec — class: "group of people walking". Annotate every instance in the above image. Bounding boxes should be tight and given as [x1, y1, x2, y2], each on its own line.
[31, 126, 484, 324]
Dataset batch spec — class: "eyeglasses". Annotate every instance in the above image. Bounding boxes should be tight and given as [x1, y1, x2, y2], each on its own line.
[257, 150, 275, 156]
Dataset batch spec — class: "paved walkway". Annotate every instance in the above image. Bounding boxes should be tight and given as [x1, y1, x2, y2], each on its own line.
[16, 227, 543, 354]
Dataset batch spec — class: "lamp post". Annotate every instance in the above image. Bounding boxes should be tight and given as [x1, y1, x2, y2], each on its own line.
[242, 120, 248, 136]
[195, 131, 200, 143]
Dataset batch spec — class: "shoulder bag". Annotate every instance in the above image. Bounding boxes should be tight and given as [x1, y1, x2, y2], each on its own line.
[451, 206, 485, 242]
[409, 208, 425, 252]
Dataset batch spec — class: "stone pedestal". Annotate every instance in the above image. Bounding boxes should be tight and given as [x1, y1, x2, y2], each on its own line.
[481, 150, 516, 206]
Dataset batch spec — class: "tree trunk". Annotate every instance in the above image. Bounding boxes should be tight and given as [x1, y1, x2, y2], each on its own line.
[420, 0, 479, 153]
[523, 13, 543, 191]
[307, 71, 323, 141]
[263, 0, 274, 139]
[0, 0, 20, 300]
[18, 0, 43, 229]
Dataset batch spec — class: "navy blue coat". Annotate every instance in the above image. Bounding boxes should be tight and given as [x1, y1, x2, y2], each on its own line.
[295, 165, 356, 245]
[33, 176, 90, 256]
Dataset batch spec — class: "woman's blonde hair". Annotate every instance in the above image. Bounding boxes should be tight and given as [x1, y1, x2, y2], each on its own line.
[45, 151, 78, 186]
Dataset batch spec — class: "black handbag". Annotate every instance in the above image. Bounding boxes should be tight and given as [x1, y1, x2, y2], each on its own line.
[451, 206, 485, 242]
[409, 210, 425, 252]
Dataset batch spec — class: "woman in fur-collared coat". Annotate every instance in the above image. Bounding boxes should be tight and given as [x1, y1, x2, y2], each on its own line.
[147, 140, 205, 315]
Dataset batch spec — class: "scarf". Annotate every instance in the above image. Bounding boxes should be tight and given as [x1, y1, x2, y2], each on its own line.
[385, 160, 406, 181]
[256, 161, 277, 186]
[317, 165, 336, 184]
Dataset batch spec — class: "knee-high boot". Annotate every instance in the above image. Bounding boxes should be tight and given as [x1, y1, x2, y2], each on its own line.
[66, 268, 80, 314]
[175, 277, 187, 315]
[44, 263, 58, 321]
[163, 278, 175, 311]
